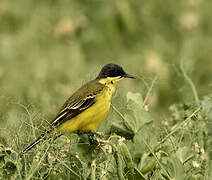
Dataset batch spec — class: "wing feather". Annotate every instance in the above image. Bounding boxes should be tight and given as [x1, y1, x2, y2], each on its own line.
[50, 80, 104, 128]
[51, 97, 95, 127]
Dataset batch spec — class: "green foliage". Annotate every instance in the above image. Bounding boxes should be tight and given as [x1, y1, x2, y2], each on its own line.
[1, 0, 212, 179]
[0, 145, 21, 179]
[1, 92, 212, 179]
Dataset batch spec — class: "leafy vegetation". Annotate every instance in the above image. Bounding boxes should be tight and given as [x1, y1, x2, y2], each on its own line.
[0, 0, 212, 179]
[1, 92, 212, 179]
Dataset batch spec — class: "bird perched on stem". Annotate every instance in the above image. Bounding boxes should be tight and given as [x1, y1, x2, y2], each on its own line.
[20, 63, 135, 157]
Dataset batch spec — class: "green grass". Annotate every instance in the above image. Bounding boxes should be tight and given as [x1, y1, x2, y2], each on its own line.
[0, 0, 212, 179]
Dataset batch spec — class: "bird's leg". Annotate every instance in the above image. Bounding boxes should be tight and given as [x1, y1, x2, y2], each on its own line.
[74, 130, 97, 144]
[74, 131, 103, 145]
[74, 130, 84, 135]
[87, 132, 106, 145]
[75, 130, 92, 136]
[75, 130, 102, 137]
[87, 131, 103, 137]
[87, 132, 98, 145]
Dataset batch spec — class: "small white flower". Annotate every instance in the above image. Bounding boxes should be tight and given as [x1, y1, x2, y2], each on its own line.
[192, 161, 200, 168]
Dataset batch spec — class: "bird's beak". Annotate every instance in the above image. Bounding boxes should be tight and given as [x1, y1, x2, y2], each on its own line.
[124, 74, 136, 79]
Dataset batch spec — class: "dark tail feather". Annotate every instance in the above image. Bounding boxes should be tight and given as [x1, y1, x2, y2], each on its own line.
[19, 136, 42, 157]
[19, 129, 52, 157]
[19, 130, 63, 157]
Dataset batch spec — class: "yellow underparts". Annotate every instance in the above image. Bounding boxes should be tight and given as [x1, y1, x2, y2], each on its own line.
[57, 77, 122, 133]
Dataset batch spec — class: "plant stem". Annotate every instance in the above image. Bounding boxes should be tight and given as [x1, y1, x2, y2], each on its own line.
[91, 159, 96, 180]
[180, 60, 200, 105]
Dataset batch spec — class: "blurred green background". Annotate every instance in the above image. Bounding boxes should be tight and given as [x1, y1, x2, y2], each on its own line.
[0, 0, 212, 145]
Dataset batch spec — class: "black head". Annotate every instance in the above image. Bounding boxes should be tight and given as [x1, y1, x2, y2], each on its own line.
[96, 63, 135, 79]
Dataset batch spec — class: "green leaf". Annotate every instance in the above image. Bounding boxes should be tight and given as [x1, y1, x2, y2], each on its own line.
[125, 92, 153, 134]
[163, 156, 185, 180]
[201, 96, 212, 120]
[133, 122, 156, 159]
[175, 146, 194, 164]
[110, 92, 153, 140]
[138, 153, 156, 174]
[127, 167, 146, 180]
[0, 147, 20, 179]
[110, 123, 134, 140]
[126, 92, 144, 106]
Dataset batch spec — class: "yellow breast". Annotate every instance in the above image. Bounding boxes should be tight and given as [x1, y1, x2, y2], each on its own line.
[58, 85, 114, 133]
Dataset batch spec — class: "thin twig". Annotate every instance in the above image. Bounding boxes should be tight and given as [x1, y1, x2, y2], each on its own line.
[136, 75, 151, 89]
[156, 106, 201, 148]
[112, 143, 125, 180]
[25, 143, 51, 180]
[91, 159, 96, 180]
[56, 158, 81, 178]
[142, 139, 172, 179]
[13, 102, 36, 139]
[180, 60, 200, 105]
[111, 104, 133, 131]
[143, 76, 158, 106]
[16, 158, 23, 180]
[111, 104, 126, 121]
[134, 167, 148, 180]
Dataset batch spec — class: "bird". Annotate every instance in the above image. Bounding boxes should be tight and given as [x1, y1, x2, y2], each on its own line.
[20, 63, 135, 157]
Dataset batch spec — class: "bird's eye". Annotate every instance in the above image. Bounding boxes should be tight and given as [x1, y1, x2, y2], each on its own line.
[111, 81, 114, 84]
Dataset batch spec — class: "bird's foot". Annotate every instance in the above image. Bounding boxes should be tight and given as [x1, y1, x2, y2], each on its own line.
[88, 132, 105, 145]
[75, 130, 103, 138]
[75, 131, 104, 145]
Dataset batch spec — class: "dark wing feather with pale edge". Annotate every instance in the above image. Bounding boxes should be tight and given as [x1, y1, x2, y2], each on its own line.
[50, 79, 104, 128]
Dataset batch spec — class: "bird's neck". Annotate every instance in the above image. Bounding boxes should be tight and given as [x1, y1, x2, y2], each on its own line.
[98, 77, 122, 94]
[98, 77, 122, 85]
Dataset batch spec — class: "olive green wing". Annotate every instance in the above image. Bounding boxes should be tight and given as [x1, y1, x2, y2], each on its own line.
[50, 80, 104, 128]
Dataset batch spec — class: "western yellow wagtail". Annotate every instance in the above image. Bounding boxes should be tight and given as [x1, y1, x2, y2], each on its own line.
[20, 63, 135, 156]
